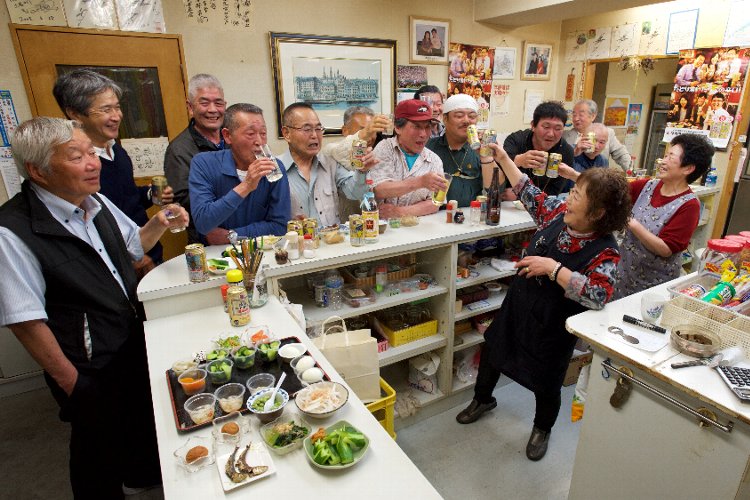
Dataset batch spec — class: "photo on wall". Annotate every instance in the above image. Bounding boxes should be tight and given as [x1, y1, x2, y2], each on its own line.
[409, 16, 451, 65]
[521, 41, 553, 81]
[448, 42, 495, 128]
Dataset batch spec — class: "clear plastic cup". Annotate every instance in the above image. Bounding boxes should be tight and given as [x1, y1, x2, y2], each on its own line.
[162, 203, 186, 233]
[184, 393, 217, 425]
[245, 373, 275, 395]
[256, 144, 283, 182]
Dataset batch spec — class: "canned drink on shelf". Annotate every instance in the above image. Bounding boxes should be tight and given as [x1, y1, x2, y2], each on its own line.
[349, 215, 364, 247]
[546, 153, 561, 178]
[479, 129, 497, 156]
[350, 139, 368, 171]
[227, 285, 251, 326]
[467, 124, 481, 150]
[287, 220, 303, 236]
[151, 176, 168, 205]
[185, 243, 207, 282]
[303, 218, 319, 248]
[532, 152, 549, 176]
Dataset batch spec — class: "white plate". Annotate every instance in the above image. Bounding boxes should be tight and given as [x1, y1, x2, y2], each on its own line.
[216, 442, 276, 492]
[207, 258, 237, 275]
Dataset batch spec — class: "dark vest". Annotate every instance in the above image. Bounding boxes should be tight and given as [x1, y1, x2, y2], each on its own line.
[0, 182, 143, 373]
[484, 215, 617, 393]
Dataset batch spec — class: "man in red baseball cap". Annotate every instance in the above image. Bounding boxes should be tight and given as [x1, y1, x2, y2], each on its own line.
[370, 99, 448, 218]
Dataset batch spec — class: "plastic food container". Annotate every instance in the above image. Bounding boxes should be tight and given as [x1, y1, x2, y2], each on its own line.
[246, 373, 275, 395]
[398, 278, 420, 293]
[700, 239, 742, 275]
[211, 411, 247, 444]
[178, 368, 207, 396]
[206, 358, 233, 385]
[342, 285, 376, 307]
[214, 382, 246, 413]
[260, 416, 311, 455]
[184, 393, 217, 425]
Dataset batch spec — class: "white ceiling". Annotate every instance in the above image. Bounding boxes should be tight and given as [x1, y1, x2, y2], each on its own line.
[474, 0, 661, 27]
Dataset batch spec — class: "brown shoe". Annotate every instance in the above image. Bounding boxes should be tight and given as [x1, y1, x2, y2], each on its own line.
[525, 426, 550, 461]
[456, 398, 497, 424]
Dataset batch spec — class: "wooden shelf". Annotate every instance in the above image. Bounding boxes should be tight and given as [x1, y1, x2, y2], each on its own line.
[453, 329, 485, 352]
[379, 334, 448, 368]
[391, 378, 445, 408]
[455, 292, 506, 322]
[451, 377, 476, 393]
[456, 262, 514, 290]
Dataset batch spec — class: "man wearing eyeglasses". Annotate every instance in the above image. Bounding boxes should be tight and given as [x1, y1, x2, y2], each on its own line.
[426, 94, 496, 208]
[165, 74, 226, 243]
[279, 103, 375, 226]
[53, 69, 173, 277]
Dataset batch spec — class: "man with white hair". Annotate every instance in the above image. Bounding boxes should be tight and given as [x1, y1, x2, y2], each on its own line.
[426, 93, 496, 207]
[0, 117, 187, 497]
[563, 99, 632, 171]
[165, 73, 226, 242]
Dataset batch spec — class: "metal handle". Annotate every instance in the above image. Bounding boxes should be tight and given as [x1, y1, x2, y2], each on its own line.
[602, 359, 734, 433]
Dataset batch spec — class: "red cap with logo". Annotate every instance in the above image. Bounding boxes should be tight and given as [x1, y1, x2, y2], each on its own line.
[395, 99, 434, 121]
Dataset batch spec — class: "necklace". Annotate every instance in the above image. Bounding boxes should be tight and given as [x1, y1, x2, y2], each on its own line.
[448, 147, 468, 176]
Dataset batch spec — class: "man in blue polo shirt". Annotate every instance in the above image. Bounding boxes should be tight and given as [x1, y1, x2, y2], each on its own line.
[189, 103, 290, 244]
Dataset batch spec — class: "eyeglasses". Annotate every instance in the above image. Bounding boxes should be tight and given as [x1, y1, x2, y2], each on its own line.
[285, 125, 325, 134]
[88, 104, 121, 116]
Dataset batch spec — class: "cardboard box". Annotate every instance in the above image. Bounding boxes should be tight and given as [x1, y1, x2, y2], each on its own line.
[563, 349, 593, 386]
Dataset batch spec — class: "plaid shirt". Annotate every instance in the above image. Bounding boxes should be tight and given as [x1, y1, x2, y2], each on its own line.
[370, 137, 443, 207]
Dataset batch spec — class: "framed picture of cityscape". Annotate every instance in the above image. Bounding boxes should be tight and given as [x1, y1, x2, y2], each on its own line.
[270, 32, 397, 136]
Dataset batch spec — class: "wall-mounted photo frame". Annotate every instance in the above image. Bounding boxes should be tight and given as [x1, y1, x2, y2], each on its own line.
[521, 41, 553, 81]
[493, 47, 517, 80]
[269, 32, 396, 137]
[409, 16, 451, 65]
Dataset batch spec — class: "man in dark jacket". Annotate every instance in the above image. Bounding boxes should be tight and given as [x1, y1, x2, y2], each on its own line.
[52, 69, 173, 277]
[164, 74, 226, 243]
[0, 117, 188, 498]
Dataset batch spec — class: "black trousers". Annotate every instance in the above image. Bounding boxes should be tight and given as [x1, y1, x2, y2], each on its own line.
[46, 333, 161, 500]
[473, 349, 562, 433]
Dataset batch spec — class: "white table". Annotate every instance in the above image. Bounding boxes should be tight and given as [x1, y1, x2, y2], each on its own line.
[565, 278, 750, 499]
[144, 296, 442, 499]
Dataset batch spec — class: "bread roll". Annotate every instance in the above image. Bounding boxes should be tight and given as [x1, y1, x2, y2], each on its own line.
[185, 445, 209, 463]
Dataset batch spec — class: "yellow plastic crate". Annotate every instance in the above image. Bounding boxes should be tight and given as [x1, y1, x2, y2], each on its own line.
[365, 377, 396, 439]
[381, 319, 438, 347]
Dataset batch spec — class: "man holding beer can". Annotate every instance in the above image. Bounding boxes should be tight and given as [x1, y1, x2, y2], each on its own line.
[503, 101, 574, 196]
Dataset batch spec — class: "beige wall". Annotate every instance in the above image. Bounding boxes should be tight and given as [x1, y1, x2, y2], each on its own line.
[0, 0, 563, 203]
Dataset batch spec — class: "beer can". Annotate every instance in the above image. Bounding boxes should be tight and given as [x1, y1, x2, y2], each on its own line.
[185, 243, 207, 282]
[227, 285, 251, 326]
[547, 153, 562, 178]
[479, 129, 497, 156]
[349, 214, 364, 247]
[287, 220, 303, 236]
[350, 139, 368, 171]
[151, 176, 168, 205]
[467, 124, 481, 150]
[585, 131, 596, 154]
[303, 218, 319, 248]
[476, 195, 488, 223]
[532, 152, 548, 176]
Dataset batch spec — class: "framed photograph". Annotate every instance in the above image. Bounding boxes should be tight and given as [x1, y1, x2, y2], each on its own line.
[521, 41, 553, 81]
[603, 95, 631, 127]
[409, 16, 451, 65]
[493, 47, 517, 79]
[269, 32, 396, 137]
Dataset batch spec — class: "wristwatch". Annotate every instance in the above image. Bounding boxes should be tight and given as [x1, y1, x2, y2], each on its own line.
[227, 229, 238, 244]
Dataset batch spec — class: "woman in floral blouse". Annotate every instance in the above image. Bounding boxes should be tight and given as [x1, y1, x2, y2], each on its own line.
[456, 142, 631, 462]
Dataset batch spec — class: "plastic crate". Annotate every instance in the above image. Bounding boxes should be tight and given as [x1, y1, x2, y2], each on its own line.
[365, 378, 396, 439]
[380, 319, 438, 347]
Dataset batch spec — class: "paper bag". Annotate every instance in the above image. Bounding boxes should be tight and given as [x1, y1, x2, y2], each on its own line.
[313, 316, 381, 402]
[409, 352, 440, 394]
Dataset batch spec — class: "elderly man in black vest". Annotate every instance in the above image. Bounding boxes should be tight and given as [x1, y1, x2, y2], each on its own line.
[0, 117, 187, 498]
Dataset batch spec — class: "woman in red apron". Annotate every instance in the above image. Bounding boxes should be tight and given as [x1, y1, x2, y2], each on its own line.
[456, 143, 631, 461]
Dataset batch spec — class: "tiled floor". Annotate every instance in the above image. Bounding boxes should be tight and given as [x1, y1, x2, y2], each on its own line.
[0, 382, 580, 499]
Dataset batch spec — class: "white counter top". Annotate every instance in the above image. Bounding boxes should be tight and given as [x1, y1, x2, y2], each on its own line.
[137, 203, 535, 304]
[565, 276, 750, 426]
[144, 296, 442, 499]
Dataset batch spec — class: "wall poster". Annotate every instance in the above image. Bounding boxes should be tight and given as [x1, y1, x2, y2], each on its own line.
[448, 42, 494, 128]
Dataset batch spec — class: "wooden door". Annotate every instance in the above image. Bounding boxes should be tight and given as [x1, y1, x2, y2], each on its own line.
[11, 24, 190, 259]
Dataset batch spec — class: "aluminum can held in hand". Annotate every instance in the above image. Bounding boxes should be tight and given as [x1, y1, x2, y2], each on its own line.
[351, 139, 368, 171]
[585, 131, 596, 154]
[479, 129, 497, 156]
[546, 153, 562, 178]
[151, 176, 167, 205]
[467, 125, 481, 150]
[532, 151, 548, 176]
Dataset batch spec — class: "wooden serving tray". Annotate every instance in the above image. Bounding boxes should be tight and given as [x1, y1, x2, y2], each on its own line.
[166, 336, 329, 433]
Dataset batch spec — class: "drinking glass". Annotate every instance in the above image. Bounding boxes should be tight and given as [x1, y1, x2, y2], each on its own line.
[431, 173, 453, 206]
[162, 203, 186, 233]
[383, 113, 395, 136]
[256, 144, 283, 183]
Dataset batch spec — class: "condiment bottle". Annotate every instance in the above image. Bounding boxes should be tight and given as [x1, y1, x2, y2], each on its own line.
[446, 200, 454, 223]
[303, 234, 316, 258]
[454, 209, 465, 224]
[375, 264, 388, 293]
[470, 200, 481, 226]
[226, 269, 244, 288]
[286, 231, 300, 260]
[486, 166, 501, 226]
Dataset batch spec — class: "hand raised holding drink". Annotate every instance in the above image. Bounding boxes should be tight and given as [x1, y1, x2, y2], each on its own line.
[430, 172, 453, 206]
[161, 203, 188, 233]
[255, 144, 284, 182]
